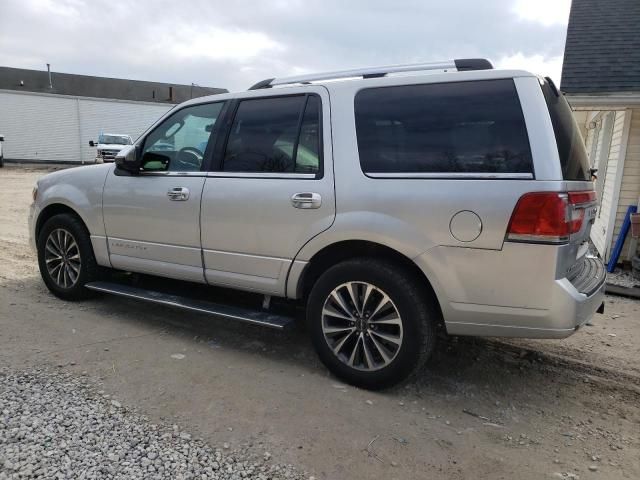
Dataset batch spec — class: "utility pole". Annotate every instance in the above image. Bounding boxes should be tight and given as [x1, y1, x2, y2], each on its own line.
[46, 63, 53, 89]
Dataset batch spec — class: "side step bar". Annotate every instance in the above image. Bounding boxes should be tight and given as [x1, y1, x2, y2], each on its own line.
[85, 281, 295, 330]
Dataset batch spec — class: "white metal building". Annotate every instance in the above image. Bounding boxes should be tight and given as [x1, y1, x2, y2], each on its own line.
[0, 66, 226, 164]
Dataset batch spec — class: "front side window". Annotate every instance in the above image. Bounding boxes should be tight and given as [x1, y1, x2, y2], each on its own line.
[223, 95, 321, 174]
[354, 79, 533, 175]
[142, 102, 224, 172]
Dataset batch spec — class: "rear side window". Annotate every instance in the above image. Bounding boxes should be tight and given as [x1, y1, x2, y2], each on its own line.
[354, 79, 533, 175]
[540, 80, 590, 181]
[223, 95, 321, 174]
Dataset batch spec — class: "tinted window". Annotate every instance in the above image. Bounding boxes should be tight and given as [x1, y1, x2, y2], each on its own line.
[541, 80, 590, 181]
[295, 96, 321, 173]
[142, 102, 224, 172]
[355, 79, 533, 174]
[223, 95, 321, 174]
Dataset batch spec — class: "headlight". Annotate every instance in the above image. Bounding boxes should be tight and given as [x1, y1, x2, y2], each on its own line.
[32, 186, 38, 202]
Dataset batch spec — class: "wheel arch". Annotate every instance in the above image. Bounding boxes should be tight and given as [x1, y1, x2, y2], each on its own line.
[292, 240, 442, 317]
[35, 203, 90, 242]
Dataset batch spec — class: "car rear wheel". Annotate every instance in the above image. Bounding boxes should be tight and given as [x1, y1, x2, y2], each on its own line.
[307, 258, 437, 390]
[37, 213, 99, 300]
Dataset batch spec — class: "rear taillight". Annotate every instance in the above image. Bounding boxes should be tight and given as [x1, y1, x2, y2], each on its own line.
[568, 190, 596, 205]
[506, 191, 596, 244]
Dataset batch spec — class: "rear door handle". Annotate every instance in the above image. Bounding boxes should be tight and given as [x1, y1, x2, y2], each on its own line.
[291, 192, 321, 209]
[167, 187, 190, 201]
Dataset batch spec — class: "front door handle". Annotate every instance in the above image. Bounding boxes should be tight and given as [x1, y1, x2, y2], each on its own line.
[291, 192, 321, 209]
[167, 187, 190, 201]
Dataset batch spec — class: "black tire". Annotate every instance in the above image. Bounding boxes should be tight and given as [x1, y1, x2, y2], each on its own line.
[37, 213, 99, 300]
[307, 258, 438, 390]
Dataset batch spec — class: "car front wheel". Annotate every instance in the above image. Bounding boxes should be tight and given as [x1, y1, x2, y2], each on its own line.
[37, 213, 99, 300]
[307, 258, 437, 390]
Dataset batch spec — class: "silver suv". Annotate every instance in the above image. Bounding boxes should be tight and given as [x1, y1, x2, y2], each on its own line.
[29, 59, 605, 389]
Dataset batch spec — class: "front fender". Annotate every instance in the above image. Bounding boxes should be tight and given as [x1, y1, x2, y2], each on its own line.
[35, 164, 112, 237]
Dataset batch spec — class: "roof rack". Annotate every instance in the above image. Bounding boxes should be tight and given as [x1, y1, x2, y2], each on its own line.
[248, 58, 492, 90]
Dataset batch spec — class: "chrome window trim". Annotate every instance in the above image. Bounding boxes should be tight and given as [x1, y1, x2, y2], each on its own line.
[206, 172, 317, 179]
[365, 172, 534, 180]
[138, 171, 208, 177]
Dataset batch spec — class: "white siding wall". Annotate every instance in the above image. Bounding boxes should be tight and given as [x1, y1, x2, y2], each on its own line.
[590, 110, 627, 258]
[0, 90, 172, 163]
[0, 91, 81, 162]
[610, 109, 640, 260]
[78, 99, 171, 163]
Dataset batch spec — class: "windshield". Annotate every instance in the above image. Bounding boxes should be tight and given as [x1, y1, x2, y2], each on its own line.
[98, 134, 132, 145]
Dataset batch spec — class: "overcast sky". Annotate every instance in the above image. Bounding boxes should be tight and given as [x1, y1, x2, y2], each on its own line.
[0, 0, 570, 92]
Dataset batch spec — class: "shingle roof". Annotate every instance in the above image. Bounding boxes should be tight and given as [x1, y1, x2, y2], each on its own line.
[561, 0, 640, 94]
[0, 66, 227, 104]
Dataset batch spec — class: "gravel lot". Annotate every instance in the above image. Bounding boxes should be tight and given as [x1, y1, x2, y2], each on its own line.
[1, 165, 640, 479]
[0, 368, 304, 480]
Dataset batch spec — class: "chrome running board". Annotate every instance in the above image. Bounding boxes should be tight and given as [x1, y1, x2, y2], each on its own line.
[85, 281, 295, 330]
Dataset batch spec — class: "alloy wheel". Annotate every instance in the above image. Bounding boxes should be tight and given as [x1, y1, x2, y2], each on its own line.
[44, 228, 81, 289]
[321, 281, 403, 371]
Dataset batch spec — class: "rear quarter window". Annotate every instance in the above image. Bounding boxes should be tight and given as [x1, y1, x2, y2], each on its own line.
[540, 79, 590, 181]
[354, 79, 533, 175]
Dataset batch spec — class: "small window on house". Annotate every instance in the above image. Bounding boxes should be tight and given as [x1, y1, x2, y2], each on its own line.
[354, 79, 533, 175]
[223, 95, 321, 174]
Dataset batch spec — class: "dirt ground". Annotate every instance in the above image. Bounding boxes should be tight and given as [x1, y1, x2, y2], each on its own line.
[1, 165, 639, 479]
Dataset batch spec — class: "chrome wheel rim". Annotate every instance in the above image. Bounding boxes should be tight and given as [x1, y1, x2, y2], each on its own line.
[44, 228, 81, 289]
[321, 282, 403, 372]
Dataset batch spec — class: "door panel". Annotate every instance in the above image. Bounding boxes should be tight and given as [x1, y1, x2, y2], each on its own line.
[102, 101, 226, 281]
[201, 176, 334, 294]
[103, 174, 206, 282]
[200, 88, 334, 296]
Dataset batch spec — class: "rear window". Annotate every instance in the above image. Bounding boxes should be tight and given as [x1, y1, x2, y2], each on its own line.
[540, 79, 590, 181]
[354, 79, 533, 175]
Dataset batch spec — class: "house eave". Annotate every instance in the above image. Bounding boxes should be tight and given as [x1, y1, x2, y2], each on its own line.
[565, 92, 640, 108]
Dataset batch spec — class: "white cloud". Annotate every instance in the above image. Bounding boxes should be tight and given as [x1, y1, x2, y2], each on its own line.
[496, 52, 563, 85]
[23, 0, 83, 18]
[159, 26, 285, 63]
[512, 0, 571, 26]
[161, 26, 284, 62]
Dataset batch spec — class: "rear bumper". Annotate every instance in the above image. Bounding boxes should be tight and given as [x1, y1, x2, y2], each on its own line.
[416, 244, 606, 339]
[444, 276, 605, 339]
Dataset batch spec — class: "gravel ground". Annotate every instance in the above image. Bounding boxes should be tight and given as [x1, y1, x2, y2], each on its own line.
[0, 368, 307, 480]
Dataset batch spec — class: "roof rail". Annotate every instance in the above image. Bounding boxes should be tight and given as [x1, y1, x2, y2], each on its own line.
[248, 58, 492, 90]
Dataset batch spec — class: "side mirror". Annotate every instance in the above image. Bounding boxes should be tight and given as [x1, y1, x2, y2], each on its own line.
[115, 145, 141, 173]
[0, 135, 4, 142]
[89, 140, 96, 147]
